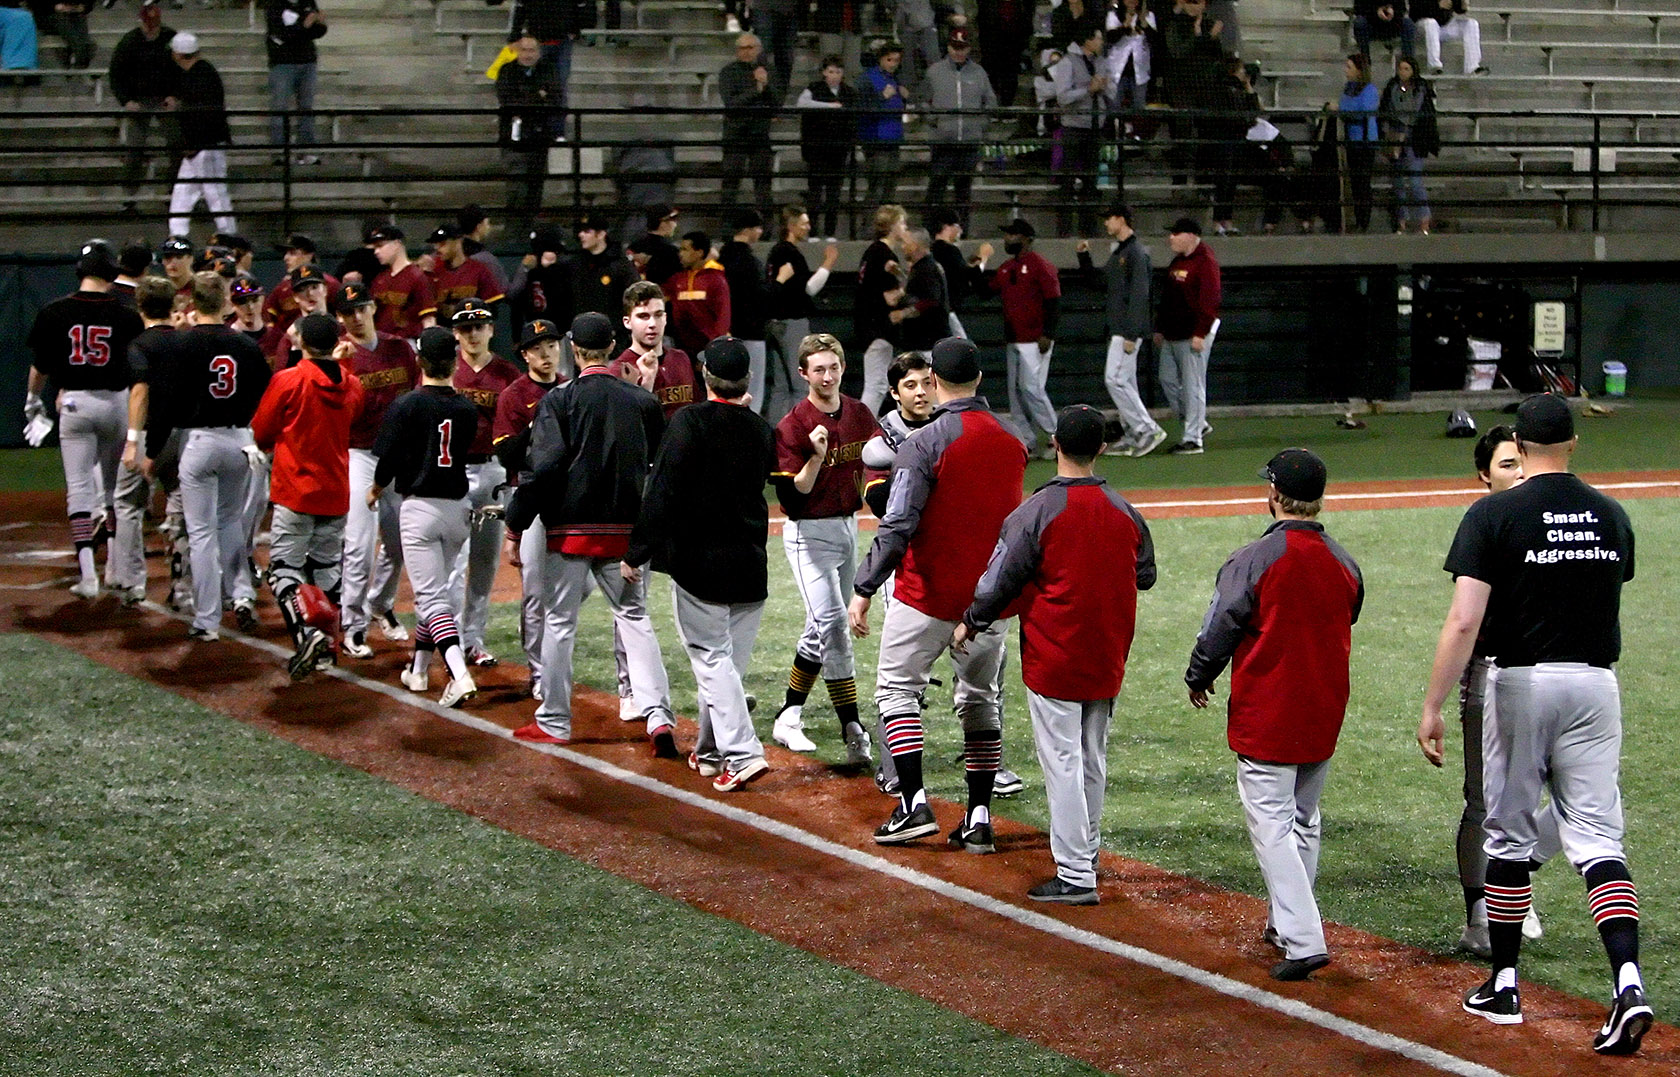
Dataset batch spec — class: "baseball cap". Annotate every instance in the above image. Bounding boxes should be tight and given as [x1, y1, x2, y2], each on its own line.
[705, 336, 751, 382]
[529, 224, 565, 256]
[1260, 448, 1328, 502]
[948, 26, 972, 46]
[1167, 216, 1203, 236]
[929, 337, 980, 384]
[158, 235, 193, 257]
[518, 318, 562, 352]
[297, 313, 340, 355]
[75, 239, 121, 282]
[279, 233, 317, 254]
[334, 280, 374, 313]
[170, 31, 199, 55]
[729, 207, 763, 233]
[570, 311, 616, 351]
[229, 272, 264, 301]
[644, 204, 678, 231]
[1054, 405, 1106, 459]
[1001, 217, 1036, 238]
[289, 263, 327, 288]
[200, 255, 237, 279]
[212, 232, 251, 255]
[429, 222, 465, 244]
[451, 298, 494, 327]
[1445, 408, 1477, 438]
[1103, 203, 1134, 222]
[367, 225, 405, 244]
[1514, 393, 1575, 445]
[417, 326, 457, 366]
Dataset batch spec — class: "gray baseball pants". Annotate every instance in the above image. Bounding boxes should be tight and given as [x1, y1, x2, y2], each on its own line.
[874, 599, 1005, 731]
[268, 505, 344, 597]
[1237, 754, 1330, 961]
[518, 523, 548, 688]
[1159, 335, 1213, 445]
[447, 460, 508, 652]
[671, 581, 766, 771]
[770, 317, 810, 421]
[1459, 656, 1563, 893]
[112, 429, 182, 597]
[178, 427, 255, 633]
[782, 515, 857, 680]
[1005, 341, 1058, 443]
[1104, 336, 1163, 443]
[340, 448, 404, 637]
[1028, 690, 1113, 890]
[398, 495, 469, 634]
[56, 388, 125, 525]
[860, 337, 893, 413]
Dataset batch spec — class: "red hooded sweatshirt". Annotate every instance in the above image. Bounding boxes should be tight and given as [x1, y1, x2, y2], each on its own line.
[251, 357, 365, 516]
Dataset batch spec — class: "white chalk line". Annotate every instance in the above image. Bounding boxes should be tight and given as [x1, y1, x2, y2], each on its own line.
[124, 600, 1506, 1077]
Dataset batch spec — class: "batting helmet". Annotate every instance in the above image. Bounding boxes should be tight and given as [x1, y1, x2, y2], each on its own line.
[75, 239, 121, 282]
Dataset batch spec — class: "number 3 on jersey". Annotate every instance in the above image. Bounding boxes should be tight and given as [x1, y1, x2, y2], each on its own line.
[208, 355, 237, 399]
[437, 419, 453, 467]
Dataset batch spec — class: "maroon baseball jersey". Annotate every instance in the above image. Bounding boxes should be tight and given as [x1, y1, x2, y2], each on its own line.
[989, 249, 1062, 344]
[773, 395, 881, 520]
[428, 257, 505, 322]
[609, 346, 702, 419]
[345, 332, 422, 450]
[453, 352, 522, 458]
[492, 372, 561, 482]
[372, 264, 437, 340]
[264, 272, 341, 338]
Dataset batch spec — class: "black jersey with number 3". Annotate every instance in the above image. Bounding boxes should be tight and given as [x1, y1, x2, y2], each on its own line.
[26, 290, 145, 392]
[372, 385, 479, 500]
[1444, 471, 1635, 669]
[143, 322, 272, 458]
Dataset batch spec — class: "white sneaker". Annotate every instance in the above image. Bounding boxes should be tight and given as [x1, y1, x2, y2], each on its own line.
[439, 674, 478, 708]
[375, 611, 409, 642]
[400, 668, 429, 693]
[1523, 906, 1543, 940]
[619, 694, 641, 722]
[70, 577, 100, 600]
[341, 631, 374, 660]
[772, 705, 816, 752]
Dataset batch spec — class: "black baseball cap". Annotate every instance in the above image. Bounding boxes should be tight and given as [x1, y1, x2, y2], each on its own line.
[529, 224, 565, 256]
[644, 203, 679, 230]
[334, 281, 374, 313]
[518, 318, 562, 351]
[279, 232, 317, 254]
[1001, 218, 1036, 238]
[367, 225, 405, 244]
[289, 263, 327, 288]
[1167, 216, 1203, 236]
[75, 239, 121, 282]
[729, 207, 763, 232]
[429, 222, 465, 243]
[1054, 405, 1106, 458]
[229, 272, 264, 300]
[211, 232, 251, 255]
[297, 312, 340, 354]
[1261, 448, 1328, 502]
[456, 204, 490, 234]
[570, 311, 616, 350]
[200, 255, 237, 279]
[1514, 393, 1575, 445]
[929, 337, 980, 383]
[158, 236, 193, 257]
[417, 326, 457, 365]
[451, 298, 495, 327]
[705, 336, 751, 382]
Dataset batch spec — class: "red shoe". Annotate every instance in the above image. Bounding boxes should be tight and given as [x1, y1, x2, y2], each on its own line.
[512, 721, 568, 744]
[649, 723, 680, 759]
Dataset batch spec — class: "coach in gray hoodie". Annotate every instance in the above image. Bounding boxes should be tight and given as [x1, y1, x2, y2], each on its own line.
[1078, 204, 1165, 457]
[918, 26, 997, 232]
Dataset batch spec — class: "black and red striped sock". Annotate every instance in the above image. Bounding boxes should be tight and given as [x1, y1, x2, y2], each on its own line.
[882, 712, 924, 810]
[1585, 859, 1640, 977]
[963, 728, 1002, 819]
[783, 654, 821, 709]
[1485, 857, 1533, 974]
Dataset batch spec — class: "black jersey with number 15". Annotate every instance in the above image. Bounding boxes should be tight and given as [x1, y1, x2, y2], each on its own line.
[26, 291, 144, 392]
[372, 385, 479, 500]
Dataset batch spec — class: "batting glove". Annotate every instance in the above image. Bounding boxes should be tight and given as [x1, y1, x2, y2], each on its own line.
[23, 394, 53, 447]
[242, 444, 270, 475]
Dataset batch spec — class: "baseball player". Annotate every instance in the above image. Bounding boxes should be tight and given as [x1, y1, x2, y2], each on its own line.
[335, 281, 421, 658]
[110, 276, 184, 606]
[492, 318, 565, 695]
[24, 240, 145, 599]
[158, 236, 196, 295]
[1419, 394, 1650, 1054]
[988, 218, 1062, 457]
[612, 280, 704, 418]
[507, 312, 675, 751]
[427, 221, 505, 324]
[1186, 449, 1363, 981]
[852, 204, 909, 413]
[227, 273, 267, 342]
[848, 337, 1027, 849]
[142, 271, 272, 640]
[769, 332, 880, 765]
[1076, 204, 1167, 458]
[957, 406, 1156, 903]
[261, 264, 332, 367]
[264, 233, 340, 341]
[250, 313, 364, 678]
[625, 336, 777, 791]
[368, 327, 481, 707]
[446, 298, 521, 666]
[765, 205, 840, 418]
[368, 226, 438, 340]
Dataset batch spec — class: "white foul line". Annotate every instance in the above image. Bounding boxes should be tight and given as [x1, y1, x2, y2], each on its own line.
[1131, 480, 1680, 512]
[121, 600, 1511, 1077]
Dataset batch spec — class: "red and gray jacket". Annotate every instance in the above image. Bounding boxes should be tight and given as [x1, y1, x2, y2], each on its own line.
[1185, 519, 1364, 765]
[965, 476, 1156, 702]
[855, 395, 1026, 622]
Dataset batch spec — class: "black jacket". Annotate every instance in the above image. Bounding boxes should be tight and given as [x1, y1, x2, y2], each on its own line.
[108, 24, 179, 105]
[496, 55, 563, 145]
[173, 60, 231, 153]
[265, 0, 327, 66]
[510, 0, 594, 41]
[798, 78, 857, 157]
[565, 247, 640, 346]
[929, 239, 982, 313]
[718, 239, 769, 340]
[719, 59, 775, 144]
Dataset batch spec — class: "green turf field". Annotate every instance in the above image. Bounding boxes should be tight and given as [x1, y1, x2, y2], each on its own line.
[0, 634, 1100, 1077]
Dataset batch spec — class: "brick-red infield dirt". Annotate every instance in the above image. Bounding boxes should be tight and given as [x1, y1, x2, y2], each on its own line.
[4, 477, 1679, 1076]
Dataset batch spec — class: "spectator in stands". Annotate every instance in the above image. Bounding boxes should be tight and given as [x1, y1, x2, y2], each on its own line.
[919, 26, 996, 233]
[663, 231, 731, 360]
[111, 1, 178, 207]
[857, 40, 906, 207]
[977, 0, 1034, 107]
[265, 0, 327, 164]
[1052, 26, 1109, 236]
[754, 0, 800, 101]
[166, 32, 236, 238]
[810, 0, 863, 80]
[797, 55, 857, 240]
[718, 209, 770, 408]
[495, 33, 561, 231]
[32, 0, 92, 68]
[885, 227, 947, 358]
[1050, 0, 1102, 47]
[1335, 52, 1379, 233]
[1156, 216, 1220, 455]
[1412, 0, 1485, 75]
[1163, 0, 1230, 188]
[855, 203, 908, 411]
[1207, 0, 1241, 57]
[1104, 0, 1157, 131]
[1209, 55, 1256, 235]
[1352, 0, 1415, 63]
[0, 0, 39, 76]
[457, 205, 511, 297]
[895, 0, 940, 89]
[765, 204, 840, 417]
[927, 206, 991, 339]
[509, 0, 591, 116]
[629, 204, 682, 286]
[719, 33, 776, 217]
[1381, 55, 1438, 234]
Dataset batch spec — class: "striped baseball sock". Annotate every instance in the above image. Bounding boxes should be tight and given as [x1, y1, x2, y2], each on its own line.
[963, 728, 1002, 818]
[70, 513, 97, 582]
[1585, 860, 1641, 982]
[425, 612, 470, 682]
[825, 677, 859, 733]
[882, 712, 924, 810]
[1485, 857, 1533, 974]
[783, 654, 821, 709]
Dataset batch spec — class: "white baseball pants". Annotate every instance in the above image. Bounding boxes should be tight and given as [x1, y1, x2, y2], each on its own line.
[1237, 755, 1330, 961]
[340, 448, 404, 636]
[782, 515, 857, 680]
[1005, 341, 1058, 443]
[169, 148, 236, 237]
[1028, 690, 1113, 890]
[1104, 336, 1162, 443]
[671, 581, 766, 771]
[860, 336, 894, 414]
[178, 427, 254, 633]
[447, 459, 507, 652]
[398, 495, 469, 630]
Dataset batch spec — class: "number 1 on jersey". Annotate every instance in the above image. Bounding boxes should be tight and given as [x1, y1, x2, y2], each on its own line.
[437, 419, 453, 467]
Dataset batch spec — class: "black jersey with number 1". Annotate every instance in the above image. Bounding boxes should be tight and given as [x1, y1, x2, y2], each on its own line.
[26, 290, 145, 392]
[143, 322, 271, 459]
[372, 385, 479, 500]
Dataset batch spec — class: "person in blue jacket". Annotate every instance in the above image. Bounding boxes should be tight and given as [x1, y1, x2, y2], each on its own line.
[1335, 52, 1380, 233]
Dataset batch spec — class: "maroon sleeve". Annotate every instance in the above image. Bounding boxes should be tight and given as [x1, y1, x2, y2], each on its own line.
[1193, 254, 1221, 338]
[773, 407, 812, 477]
[1037, 253, 1062, 300]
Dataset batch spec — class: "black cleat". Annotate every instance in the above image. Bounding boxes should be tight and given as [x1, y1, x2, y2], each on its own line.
[947, 819, 996, 854]
[1593, 985, 1653, 1055]
[1028, 877, 1099, 905]
[873, 802, 938, 845]
[1271, 954, 1330, 981]
[873, 766, 900, 796]
[1462, 976, 1522, 1025]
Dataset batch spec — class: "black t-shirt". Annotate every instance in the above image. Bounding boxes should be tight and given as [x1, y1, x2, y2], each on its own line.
[1443, 472, 1635, 668]
[144, 323, 272, 458]
[372, 385, 479, 500]
[127, 324, 174, 386]
[765, 239, 815, 321]
[27, 291, 145, 393]
[853, 239, 899, 345]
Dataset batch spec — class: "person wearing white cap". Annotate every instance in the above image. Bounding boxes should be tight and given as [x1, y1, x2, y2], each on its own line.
[167, 30, 237, 237]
